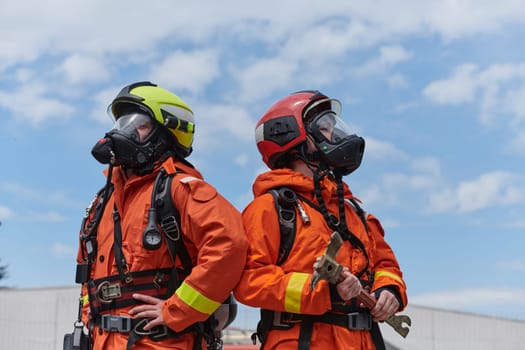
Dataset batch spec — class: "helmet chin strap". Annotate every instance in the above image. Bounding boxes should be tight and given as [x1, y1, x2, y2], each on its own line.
[296, 143, 330, 177]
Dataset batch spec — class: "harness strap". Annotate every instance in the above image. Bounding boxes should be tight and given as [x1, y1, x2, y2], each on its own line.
[87, 268, 176, 316]
[92, 314, 193, 350]
[257, 309, 373, 349]
[276, 311, 372, 330]
[298, 318, 313, 350]
[296, 190, 371, 280]
[371, 322, 387, 350]
[268, 188, 297, 265]
[154, 170, 194, 285]
[113, 206, 133, 284]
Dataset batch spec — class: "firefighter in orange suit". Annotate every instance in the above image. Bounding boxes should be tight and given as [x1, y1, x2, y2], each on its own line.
[75, 82, 248, 350]
[234, 91, 407, 350]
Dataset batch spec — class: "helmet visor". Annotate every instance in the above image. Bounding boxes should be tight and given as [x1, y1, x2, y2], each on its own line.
[112, 113, 155, 144]
[308, 111, 354, 144]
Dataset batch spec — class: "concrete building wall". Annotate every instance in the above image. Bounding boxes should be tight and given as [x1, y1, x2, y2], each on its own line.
[1, 286, 524, 350]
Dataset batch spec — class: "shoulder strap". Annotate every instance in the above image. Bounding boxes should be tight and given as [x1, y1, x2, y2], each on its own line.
[270, 188, 371, 268]
[269, 187, 297, 266]
[346, 198, 369, 233]
[154, 169, 194, 276]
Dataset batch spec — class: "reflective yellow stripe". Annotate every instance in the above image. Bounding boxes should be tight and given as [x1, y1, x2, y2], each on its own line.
[375, 270, 403, 284]
[176, 282, 220, 315]
[284, 272, 308, 313]
[81, 294, 89, 306]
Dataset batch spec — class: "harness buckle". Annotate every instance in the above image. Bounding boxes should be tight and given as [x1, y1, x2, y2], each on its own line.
[153, 272, 166, 290]
[270, 312, 297, 329]
[134, 318, 169, 340]
[95, 281, 122, 304]
[100, 314, 132, 332]
[161, 216, 180, 241]
[346, 312, 372, 330]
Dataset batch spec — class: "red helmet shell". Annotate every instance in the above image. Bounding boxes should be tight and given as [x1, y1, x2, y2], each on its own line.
[255, 90, 328, 168]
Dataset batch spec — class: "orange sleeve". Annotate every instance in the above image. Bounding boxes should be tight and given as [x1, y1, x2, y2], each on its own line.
[367, 213, 408, 310]
[162, 178, 249, 332]
[233, 194, 332, 316]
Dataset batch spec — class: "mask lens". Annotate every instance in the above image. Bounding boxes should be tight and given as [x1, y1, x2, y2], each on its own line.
[113, 113, 154, 143]
[311, 112, 353, 144]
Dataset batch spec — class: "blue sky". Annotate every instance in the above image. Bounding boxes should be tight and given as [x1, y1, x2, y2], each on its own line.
[0, 0, 524, 324]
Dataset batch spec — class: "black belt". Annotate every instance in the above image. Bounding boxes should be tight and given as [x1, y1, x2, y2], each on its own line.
[277, 311, 372, 331]
[94, 315, 175, 339]
[94, 314, 188, 350]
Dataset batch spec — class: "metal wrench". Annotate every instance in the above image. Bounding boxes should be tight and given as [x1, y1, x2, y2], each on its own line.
[311, 231, 412, 338]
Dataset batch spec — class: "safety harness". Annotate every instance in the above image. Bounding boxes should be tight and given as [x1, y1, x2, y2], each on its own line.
[76, 166, 228, 350]
[253, 183, 386, 350]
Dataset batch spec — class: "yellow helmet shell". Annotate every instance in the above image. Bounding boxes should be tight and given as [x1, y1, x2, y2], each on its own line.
[110, 81, 195, 157]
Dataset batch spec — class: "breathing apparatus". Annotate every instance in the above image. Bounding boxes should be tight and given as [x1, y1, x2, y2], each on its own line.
[91, 111, 172, 175]
[255, 90, 365, 176]
[302, 98, 365, 177]
[91, 81, 195, 176]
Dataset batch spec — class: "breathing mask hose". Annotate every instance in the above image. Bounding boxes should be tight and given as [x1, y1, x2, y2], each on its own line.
[313, 171, 340, 231]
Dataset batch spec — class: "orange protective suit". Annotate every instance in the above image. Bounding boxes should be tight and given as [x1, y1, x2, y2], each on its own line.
[234, 169, 407, 350]
[77, 156, 248, 350]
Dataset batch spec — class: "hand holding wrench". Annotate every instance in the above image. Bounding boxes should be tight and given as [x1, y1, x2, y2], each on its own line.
[311, 231, 411, 338]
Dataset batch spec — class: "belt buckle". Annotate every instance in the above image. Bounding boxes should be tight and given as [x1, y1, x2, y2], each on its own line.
[273, 312, 301, 327]
[134, 319, 168, 339]
[101, 314, 132, 332]
[347, 312, 371, 330]
[96, 281, 122, 304]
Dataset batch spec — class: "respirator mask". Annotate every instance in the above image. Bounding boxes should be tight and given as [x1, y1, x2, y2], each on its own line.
[306, 110, 365, 176]
[91, 112, 164, 171]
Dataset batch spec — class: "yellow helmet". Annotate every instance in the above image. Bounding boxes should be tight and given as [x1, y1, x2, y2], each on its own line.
[109, 81, 195, 157]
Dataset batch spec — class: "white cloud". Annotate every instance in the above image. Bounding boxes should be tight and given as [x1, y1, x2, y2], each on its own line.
[496, 259, 525, 272]
[0, 83, 73, 126]
[233, 57, 297, 103]
[388, 73, 410, 90]
[193, 103, 255, 151]
[423, 62, 525, 151]
[502, 84, 525, 125]
[423, 63, 478, 105]
[428, 171, 525, 213]
[88, 86, 120, 124]
[149, 50, 220, 95]
[410, 156, 441, 177]
[58, 54, 110, 85]
[364, 137, 409, 160]
[356, 45, 412, 76]
[1, 0, 523, 73]
[506, 130, 525, 155]
[0, 206, 14, 221]
[426, 0, 525, 40]
[423, 63, 525, 121]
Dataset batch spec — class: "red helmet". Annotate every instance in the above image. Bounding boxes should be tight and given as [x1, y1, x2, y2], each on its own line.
[255, 90, 339, 169]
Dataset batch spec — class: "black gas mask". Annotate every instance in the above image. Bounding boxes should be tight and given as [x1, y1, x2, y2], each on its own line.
[91, 112, 169, 174]
[306, 110, 365, 176]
